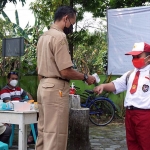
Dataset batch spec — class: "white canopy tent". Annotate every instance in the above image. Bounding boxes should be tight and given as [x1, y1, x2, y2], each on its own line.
[107, 6, 150, 75]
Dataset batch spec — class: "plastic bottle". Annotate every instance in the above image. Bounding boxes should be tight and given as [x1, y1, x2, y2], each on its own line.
[7, 101, 14, 110]
[34, 102, 38, 111]
[27, 100, 34, 110]
[69, 82, 76, 95]
[30, 102, 34, 110]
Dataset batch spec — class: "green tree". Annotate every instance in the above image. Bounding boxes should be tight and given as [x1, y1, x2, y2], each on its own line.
[0, 0, 26, 12]
[30, 0, 150, 75]
[73, 29, 107, 75]
[0, 18, 14, 75]
[30, 0, 150, 27]
[29, 0, 107, 60]
[0, 10, 44, 76]
[109, 0, 150, 9]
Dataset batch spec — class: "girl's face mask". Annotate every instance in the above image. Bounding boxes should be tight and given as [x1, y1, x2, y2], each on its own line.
[132, 56, 149, 69]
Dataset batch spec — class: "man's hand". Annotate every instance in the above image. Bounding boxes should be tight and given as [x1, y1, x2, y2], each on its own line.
[60, 67, 96, 85]
[86, 75, 96, 85]
[93, 84, 104, 95]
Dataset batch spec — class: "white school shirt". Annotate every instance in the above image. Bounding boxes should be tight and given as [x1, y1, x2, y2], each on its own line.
[112, 65, 150, 109]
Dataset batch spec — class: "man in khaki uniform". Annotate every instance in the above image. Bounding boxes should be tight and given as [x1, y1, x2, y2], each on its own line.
[36, 6, 96, 150]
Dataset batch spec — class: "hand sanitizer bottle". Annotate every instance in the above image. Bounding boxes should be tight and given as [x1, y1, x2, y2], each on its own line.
[69, 82, 75, 95]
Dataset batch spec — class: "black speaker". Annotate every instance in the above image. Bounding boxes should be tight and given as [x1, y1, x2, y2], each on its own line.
[2, 37, 24, 57]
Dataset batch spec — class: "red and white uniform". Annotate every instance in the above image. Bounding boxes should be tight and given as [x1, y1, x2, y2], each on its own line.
[112, 64, 150, 150]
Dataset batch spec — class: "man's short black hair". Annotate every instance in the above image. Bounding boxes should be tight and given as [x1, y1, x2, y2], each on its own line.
[7, 72, 18, 79]
[54, 6, 76, 22]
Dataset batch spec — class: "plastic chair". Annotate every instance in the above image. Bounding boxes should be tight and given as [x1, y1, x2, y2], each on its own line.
[0, 141, 8, 150]
[9, 124, 37, 147]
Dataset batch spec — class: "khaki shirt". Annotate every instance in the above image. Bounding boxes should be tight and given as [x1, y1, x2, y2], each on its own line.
[37, 24, 73, 78]
[0, 123, 6, 135]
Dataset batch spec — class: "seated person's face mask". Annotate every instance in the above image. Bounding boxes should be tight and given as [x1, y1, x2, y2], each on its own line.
[10, 80, 18, 87]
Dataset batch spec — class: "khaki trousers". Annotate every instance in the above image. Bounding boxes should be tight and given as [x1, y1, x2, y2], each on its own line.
[35, 78, 70, 150]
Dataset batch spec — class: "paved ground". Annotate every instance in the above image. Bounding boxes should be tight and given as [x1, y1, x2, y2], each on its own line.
[9, 119, 127, 150]
[89, 120, 127, 150]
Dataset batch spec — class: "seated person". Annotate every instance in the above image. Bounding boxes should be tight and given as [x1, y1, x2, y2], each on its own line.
[1, 72, 33, 102]
[0, 123, 11, 144]
[0, 71, 38, 144]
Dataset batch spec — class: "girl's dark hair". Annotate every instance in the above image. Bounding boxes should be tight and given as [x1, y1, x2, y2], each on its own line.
[54, 6, 76, 22]
[7, 72, 18, 79]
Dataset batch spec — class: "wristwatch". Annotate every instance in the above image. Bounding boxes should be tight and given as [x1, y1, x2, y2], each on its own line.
[83, 74, 88, 82]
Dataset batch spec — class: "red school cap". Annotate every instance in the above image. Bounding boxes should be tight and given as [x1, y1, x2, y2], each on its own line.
[125, 42, 150, 55]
